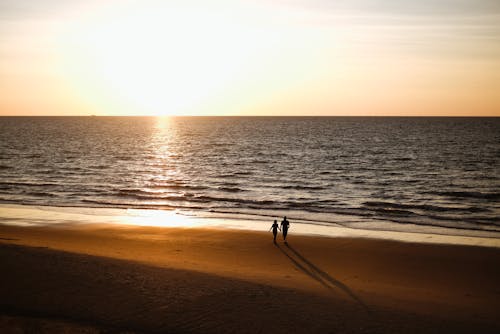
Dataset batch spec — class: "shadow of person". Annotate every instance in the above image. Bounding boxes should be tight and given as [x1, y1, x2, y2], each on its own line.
[275, 243, 326, 287]
[275, 242, 369, 311]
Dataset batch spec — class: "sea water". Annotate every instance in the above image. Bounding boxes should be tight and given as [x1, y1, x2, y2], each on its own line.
[0, 116, 498, 237]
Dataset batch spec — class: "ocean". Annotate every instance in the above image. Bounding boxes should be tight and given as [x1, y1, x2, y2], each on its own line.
[0, 116, 499, 237]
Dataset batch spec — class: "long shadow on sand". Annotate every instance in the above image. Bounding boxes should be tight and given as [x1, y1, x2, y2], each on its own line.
[275, 242, 369, 311]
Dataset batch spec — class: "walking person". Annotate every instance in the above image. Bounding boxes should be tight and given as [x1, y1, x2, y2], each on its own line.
[280, 216, 290, 242]
[270, 220, 280, 243]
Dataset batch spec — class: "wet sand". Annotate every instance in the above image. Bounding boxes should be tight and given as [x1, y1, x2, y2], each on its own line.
[1, 223, 499, 333]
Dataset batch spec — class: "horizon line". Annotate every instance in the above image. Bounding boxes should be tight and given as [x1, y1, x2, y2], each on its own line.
[0, 115, 499, 118]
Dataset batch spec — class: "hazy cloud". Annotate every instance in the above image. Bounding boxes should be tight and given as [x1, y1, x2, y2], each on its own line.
[275, 0, 500, 16]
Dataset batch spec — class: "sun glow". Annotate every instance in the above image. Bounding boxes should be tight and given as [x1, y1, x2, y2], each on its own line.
[58, 2, 281, 116]
[4, 1, 498, 116]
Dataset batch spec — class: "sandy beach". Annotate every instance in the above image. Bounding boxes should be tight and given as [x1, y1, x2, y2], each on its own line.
[1, 221, 499, 334]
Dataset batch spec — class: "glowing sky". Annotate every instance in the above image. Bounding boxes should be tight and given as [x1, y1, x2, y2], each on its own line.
[1, 0, 499, 116]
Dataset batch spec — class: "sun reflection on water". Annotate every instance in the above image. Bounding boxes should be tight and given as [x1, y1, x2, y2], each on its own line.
[120, 209, 202, 228]
[145, 116, 184, 183]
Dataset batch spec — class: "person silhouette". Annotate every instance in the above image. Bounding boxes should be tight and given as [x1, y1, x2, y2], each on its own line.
[280, 216, 290, 242]
[270, 220, 280, 243]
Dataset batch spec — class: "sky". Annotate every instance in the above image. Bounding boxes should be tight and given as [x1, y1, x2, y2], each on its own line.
[0, 0, 499, 116]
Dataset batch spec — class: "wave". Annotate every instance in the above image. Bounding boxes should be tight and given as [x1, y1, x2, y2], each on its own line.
[217, 182, 241, 187]
[80, 199, 207, 211]
[217, 187, 245, 193]
[363, 201, 490, 214]
[0, 181, 61, 187]
[194, 195, 277, 206]
[146, 184, 208, 191]
[281, 185, 327, 190]
[249, 159, 269, 164]
[429, 191, 500, 200]
[24, 191, 59, 198]
[392, 156, 414, 161]
[115, 190, 193, 201]
[82, 199, 174, 208]
[233, 171, 253, 176]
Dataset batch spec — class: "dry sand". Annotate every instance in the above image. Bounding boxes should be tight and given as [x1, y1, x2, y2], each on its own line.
[1, 223, 499, 333]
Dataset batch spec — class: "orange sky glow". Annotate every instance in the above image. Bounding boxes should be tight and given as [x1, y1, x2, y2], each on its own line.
[1, 0, 499, 116]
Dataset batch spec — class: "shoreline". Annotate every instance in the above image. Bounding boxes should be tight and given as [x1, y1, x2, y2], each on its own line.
[1, 203, 499, 248]
[1, 222, 500, 333]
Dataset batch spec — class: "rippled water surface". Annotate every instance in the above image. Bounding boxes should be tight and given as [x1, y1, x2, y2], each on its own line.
[0, 117, 499, 235]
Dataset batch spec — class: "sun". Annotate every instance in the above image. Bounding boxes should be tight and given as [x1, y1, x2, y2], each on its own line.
[57, 2, 267, 116]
